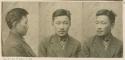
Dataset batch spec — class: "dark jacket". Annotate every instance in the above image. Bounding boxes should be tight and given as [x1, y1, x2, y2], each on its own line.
[80, 34, 123, 58]
[2, 31, 36, 57]
[38, 34, 81, 57]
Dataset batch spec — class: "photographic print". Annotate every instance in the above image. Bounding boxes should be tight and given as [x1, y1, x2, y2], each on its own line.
[1, 1, 123, 58]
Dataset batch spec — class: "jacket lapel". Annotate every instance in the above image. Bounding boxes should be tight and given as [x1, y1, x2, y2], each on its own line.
[64, 36, 74, 57]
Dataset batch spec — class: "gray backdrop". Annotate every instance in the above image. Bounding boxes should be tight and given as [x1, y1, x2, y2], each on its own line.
[2, 2, 122, 56]
[2, 2, 39, 55]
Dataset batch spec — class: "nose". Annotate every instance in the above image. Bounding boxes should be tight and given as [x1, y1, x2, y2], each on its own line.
[59, 24, 64, 29]
[25, 24, 28, 30]
[97, 24, 102, 30]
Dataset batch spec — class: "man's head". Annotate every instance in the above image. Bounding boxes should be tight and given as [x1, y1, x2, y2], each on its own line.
[52, 9, 71, 37]
[6, 8, 28, 36]
[95, 9, 116, 36]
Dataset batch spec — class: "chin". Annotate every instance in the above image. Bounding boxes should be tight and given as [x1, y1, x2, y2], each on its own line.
[59, 35, 65, 37]
[96, 34, 104, 37]
[21, 33, 27, 36]
[58, 34, 66, 37]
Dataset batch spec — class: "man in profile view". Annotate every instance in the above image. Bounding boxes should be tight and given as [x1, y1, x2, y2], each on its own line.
[2, 8, 36, 57]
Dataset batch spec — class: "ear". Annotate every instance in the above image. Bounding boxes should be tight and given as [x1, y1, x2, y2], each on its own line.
[111, 22, 115, 29]
[12, 21, 17, 28]
[51, 21, 54, 26]
[69, 21, 71, 26]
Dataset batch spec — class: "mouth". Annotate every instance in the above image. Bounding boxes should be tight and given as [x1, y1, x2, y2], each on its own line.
[58, 31, 65, 34]
[97, 30, 103, 33]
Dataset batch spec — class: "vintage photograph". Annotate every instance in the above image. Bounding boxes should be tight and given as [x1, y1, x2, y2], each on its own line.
[2, 2, 39, 57]
[1, 1, 123, 58]
[35, 0, 123, 1]
[61, 0, 123, 1]
[80, 2, 123, 57]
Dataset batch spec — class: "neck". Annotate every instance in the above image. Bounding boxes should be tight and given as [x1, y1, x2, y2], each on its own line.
[104, 32, 111, 38]
[11, 29, 23, 37]
[55, 33, 68, 39]
[97, 32, 112, 40]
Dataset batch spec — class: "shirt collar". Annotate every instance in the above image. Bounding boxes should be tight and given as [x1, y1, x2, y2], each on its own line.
[104, 33, 113, 42]
[95, 33, 113, 42]
[54, 34, 69, 42]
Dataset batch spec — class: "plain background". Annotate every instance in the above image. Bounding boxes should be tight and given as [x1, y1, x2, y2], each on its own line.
[43, 0, 122, 1]
[2, 2, 122, 56]
[2, 2, 40, 55]
[62, 0, 122, 1]
[82, 2, 123, 41]
[39, 2, 83, 44]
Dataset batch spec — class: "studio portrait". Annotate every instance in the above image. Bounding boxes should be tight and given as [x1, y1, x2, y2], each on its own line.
[1, 2, 123, 58]
[59, 0, 122, 1]
[2, 2, 39, 57]
[79, 2, 123, 58]
[38, 2, 83, 57]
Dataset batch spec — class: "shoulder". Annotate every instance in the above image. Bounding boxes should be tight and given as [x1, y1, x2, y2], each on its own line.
[68, 36, 81, 46]
[83, 35, 96, 44]
[3, 39, 23, 55]
[39, 35, 54, 46]
[80, 35, 98, 48]
[4, 37, 22, 49]
[112, 36, 123, 47]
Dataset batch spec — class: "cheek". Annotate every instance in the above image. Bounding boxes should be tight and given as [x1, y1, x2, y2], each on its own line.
[20, 24, 27, 32]
[16, 23, 27, 34]
[53, 24, 59, 31]
[16, 24, 24, 33]
[64, 25, 70, 30]
[103, 25, 111, 32]
[20, 26, 25, 32]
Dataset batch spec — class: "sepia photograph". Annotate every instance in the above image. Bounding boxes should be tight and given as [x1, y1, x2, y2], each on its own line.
[63, 0, 122, 1]
[32, 0, 123, 1]
[2, 2, 39, 57]
[1, 1, 123, 58]
[38, 2, 83, 57]
[80, 2, 123, 57]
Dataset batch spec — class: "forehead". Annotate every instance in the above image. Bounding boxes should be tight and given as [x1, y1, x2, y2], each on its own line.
[54, 16, 69, 21]
[96, 15, 110, 22]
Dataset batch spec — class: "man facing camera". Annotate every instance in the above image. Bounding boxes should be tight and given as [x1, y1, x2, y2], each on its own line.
[80, 9, 123, 58]
[2, 8, 36, 57]
[38, 9, 81, 57]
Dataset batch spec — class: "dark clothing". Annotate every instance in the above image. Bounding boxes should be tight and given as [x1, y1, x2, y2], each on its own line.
[38, 34, 81, 57]
[2, 31, 36, 57]
[80, 34, 123, 58]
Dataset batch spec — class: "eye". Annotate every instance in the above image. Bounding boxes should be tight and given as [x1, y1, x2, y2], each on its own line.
[55, 22, 61, 25]
[101, 21, 106, 24]
[64, 22, 68, 24]
[25, 22, 27, 24]
[95, 21, 99, 24]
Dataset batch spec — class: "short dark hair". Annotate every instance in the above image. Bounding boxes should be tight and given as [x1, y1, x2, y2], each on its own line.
[96, 9, 116, 24]
[6, 8, 28, 29]
[52, 9, 71, 21]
